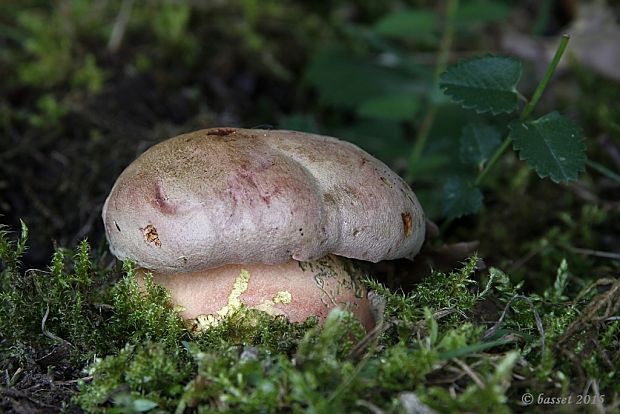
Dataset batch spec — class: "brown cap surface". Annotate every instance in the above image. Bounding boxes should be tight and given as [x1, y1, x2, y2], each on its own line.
[103, 128, 425, 273]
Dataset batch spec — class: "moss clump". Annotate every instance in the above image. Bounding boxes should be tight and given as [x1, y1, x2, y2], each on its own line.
[75, 342, 192, 413]
[0, 223, 185, 364]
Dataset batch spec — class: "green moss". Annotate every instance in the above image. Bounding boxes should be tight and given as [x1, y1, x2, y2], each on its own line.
[107, 264, 187, 350]
[413, 256, 479, 311]
[75, 342, 192, 413]
[0, 222, 186, 362]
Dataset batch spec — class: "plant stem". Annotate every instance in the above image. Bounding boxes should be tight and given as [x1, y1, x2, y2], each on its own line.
[475, 34, 570, 186]
[521, 34, 570, 120]
[586, 159, 620, 183]
[433, 0, 459, 80]
[407, 106, 437, 181]
[408, 0, 459, 181]
[474, 137, 512, 186]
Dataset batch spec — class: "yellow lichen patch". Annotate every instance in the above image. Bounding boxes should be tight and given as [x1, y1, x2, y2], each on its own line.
[255, 291, 293, 315]
[173, 305, 187, 313]
[273, 291, 292, 304]
[193, 314, 219, 331]
[218, 268, 250, 316]
[192, 269, 251, 331]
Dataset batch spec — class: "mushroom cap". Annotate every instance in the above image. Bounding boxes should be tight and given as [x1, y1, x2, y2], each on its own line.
[103, 128, 425, 273]
[136, 255, 375, 332]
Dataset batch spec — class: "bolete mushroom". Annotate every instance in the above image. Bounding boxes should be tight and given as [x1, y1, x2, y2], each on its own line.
[102, 128, 425, 331]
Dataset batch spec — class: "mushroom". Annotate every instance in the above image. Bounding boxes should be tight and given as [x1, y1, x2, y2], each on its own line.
[102, 128, 425, 330]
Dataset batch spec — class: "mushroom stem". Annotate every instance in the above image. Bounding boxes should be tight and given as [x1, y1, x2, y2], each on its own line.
[135, 255, 375, 332]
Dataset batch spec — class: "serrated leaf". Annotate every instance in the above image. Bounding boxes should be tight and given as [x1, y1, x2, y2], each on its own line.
[306, 49, 418, 109]
[510, 112, 586, 183]
[459, 123, 502, 167]
[442, 177, 483, 219]
[357, 95, 420, 121]
[439, 56, 522, 114]
[374, 10, 438, 43]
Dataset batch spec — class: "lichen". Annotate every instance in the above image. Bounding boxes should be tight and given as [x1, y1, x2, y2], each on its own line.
[255, 290, 293, 315]
[193, 268, 251, 330]
[273, 290, 292, 304]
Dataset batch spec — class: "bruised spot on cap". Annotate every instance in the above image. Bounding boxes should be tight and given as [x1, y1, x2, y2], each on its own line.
[401, 212, 413, 237]
[142, 224, 161, 247]
[207, 128, 236, 136]
[152, 182, 178, 215]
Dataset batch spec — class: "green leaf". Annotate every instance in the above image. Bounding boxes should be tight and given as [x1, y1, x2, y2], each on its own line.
[459, 123, 502, 167]
[374, 10, 438, 43]
[510, 112, 586, 183]
[357, 95, 420, 121]
[306, 49, 418, 109]
[439, 56, 522, 114]
[442, 177, 483, 219]
[454, 0, 510, 27]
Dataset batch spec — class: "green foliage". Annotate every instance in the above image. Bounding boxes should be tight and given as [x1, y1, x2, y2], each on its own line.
[443, 177, 484, 219]
[151, 4, 192, 45]
[460, 123, 502, 168]
[15, 10, 74, 88]
[0, 237, 101, 354]
[0, 220, 28, 274]
[109, 266, 186, 349]
[193, 307, 318, 354]
[437, 46, 587, 217]
[27, 94, 70, 128]
[306, 48, 420, 111]
[373, 10, 438, 43]
[11, 1, 108, 90]
[0, 223, 186, 362]
[0, 222, 30, 343]
[439, 56, 522, 115]
[510, 112, 586, 183]
[2, 1, 619, 412]
[75, 255, 620, 413]
[73, 53, 106, 94]
[75, 342, 192, 413]
[2, 223, 619, 412]
[302, 6, 590, 221]
[425, 351, 518, 413]
[413, 257, 479, 312]
[453, 0, 510, 28]
[357, 95, 420, 121]
[80, 305, 522, 414]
